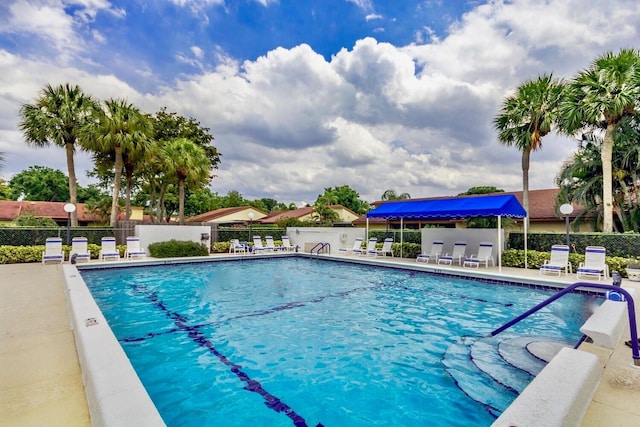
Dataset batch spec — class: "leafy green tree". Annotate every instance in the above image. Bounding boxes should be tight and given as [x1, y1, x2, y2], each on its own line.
[381, 189, 411, 200]
[83, 99, 153, 227]
[315, 185, 368, 214]
[558, 48, 640, 232]
[153, 108, 221, 170]
[458, 186, 504, 196]
[222, 190, 247, 207]
[0, 179, 10, 200]
[160, 138, 210, 224]
[9, 166, 70, 201]
[458, 186, 506, 228]
[494, 74, 565, 229]
[184, 188, 220, 216]
[14, 214, 59, 227]
[19, 83, 98, 225]
[557, 115, 640, 232]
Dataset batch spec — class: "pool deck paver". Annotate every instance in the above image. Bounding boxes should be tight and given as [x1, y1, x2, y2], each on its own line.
[0, 262, 90, 427]
[1, 255, 640, 426]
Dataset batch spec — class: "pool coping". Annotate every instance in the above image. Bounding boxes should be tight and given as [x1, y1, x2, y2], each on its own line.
[62, 253, 613, 426]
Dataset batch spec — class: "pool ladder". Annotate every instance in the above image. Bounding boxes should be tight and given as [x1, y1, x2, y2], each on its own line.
[310, 242, 331, 256]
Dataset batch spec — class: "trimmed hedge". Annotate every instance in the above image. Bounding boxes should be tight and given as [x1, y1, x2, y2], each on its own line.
[148, 240, 209, 258]
[502, 249, 632, 278]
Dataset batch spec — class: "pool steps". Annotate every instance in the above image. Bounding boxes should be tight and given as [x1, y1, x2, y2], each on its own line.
[63, 265, 166, 427]
[492, 347, 601, 427]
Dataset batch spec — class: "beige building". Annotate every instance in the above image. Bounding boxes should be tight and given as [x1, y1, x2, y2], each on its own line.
[188, 206, 268, 226]
[259, 205, 360, 225]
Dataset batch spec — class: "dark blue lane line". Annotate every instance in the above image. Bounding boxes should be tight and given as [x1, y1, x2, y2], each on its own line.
[131, 284, 323, 427]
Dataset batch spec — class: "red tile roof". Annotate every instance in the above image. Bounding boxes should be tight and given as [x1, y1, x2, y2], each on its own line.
[0, 200, 103, 222]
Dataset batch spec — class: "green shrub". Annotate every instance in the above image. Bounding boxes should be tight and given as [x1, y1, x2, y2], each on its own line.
[148, 240, 209, 258]
[501, 249, 631, 278]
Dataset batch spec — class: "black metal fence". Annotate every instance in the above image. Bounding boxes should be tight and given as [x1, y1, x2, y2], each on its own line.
[508, 232, 640, 258]
[0, 227, 121, 246]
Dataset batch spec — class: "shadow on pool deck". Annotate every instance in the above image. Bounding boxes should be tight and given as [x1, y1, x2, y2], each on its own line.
[1, 255, 640, 426]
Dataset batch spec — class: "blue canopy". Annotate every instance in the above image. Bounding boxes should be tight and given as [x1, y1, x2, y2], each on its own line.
[366, 194, 526, 220]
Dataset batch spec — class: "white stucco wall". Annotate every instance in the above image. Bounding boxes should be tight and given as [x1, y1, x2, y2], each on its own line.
[286, 227, 365, 254]
[134, 225, 212, 254]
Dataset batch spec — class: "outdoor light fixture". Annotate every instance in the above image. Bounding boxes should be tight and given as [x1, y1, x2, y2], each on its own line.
[63, 203, 76, 246]
[559, 203, 574, 246]
[248, 212, 254, 245]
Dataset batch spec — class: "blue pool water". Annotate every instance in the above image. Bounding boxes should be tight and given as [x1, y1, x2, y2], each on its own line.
[80, 258, 597, 427]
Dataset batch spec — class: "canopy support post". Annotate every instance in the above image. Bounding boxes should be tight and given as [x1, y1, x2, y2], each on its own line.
[498, 215, 502, 272]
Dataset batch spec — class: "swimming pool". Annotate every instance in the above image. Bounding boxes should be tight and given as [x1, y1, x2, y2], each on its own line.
[80, 257, 596, 426]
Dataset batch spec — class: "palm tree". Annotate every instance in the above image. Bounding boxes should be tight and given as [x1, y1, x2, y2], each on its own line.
[83, 99, 153, 227]
[19, 83, 98, 226]
[160, 138, 210, 224]
[494, 74, 565, 229]
[558, 48, 640, 232]
[381, 189, 411, 200]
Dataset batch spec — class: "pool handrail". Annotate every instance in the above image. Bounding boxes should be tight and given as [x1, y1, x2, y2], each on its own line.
[489, 282, 640, 366]
[310, 242, 330, 255]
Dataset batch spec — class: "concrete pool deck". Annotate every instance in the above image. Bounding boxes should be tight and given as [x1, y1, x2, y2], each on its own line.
[1, 256, 640, 426]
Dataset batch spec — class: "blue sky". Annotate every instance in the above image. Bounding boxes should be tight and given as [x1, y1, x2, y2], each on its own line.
[1, 0, 640, 206]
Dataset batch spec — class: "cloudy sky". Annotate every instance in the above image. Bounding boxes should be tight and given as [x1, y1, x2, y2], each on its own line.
[1, 0, 639, 206]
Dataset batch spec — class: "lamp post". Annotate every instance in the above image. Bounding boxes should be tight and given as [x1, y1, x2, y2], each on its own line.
[63, 203, 76, 246]
[248, 212, 254, 247]
[559, 204, 574, 246]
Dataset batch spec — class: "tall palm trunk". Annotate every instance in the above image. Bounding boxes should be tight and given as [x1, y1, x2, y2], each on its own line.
[521, 148, 531, 230]
[110, 146, 123, 228]
[65, 141, 79, 226]
[601, 124, 615, 232]
[178, 179, 185, 225]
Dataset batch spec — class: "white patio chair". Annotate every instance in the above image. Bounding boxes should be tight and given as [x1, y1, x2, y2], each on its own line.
[417, 240, 444, 263]
[70, 237, 91, 263]
[124, 236, 146, 260]
[463, 242, 495, 268]
[99, 237, 121, 261]
[540, 244, 572, 276]
[371, 238, 394, 256]
[438, 241, 467, 265]
[253, 236, 268, 253]
[280, 236, 295, 252]
[356, 237, 377, 256]
[42, 237, 64, 264]
[576, 246, 608, 280]
[229, 239, 247, 254]
[338, 237, 363, 255]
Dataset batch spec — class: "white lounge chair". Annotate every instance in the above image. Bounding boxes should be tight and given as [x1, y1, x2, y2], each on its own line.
[438, 241, 467, 265]
[252, 236, 268, 253]
[229, 239, 247, 254]
[265, 236, 280, 251]
[99, 237, 120, 261]
[417, 240, 444, 263]
[540, 244, 572, 276]
[463, 242, 495, 268]
[280, 236, 295, 252]
[339, 237, 363, 255]
[124, 236, 146, 260]
[371, 238, 394, 256]
[577, 246, 608, 280]
[70, 237, 91, 263]
[42, 237, 64, 264]
[356, 237, 378, 256]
